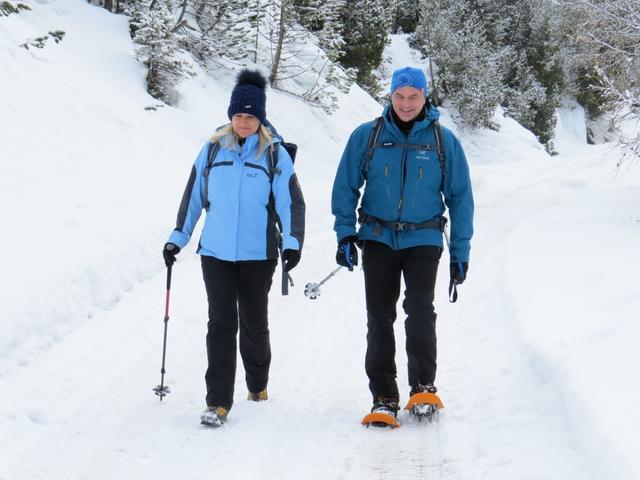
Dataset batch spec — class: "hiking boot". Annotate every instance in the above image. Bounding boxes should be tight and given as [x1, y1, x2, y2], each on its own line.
[410, 384, 437, 396]
[371, 396, 400, 418]
[200, 406, 228, 427]
[247, 388, 268, 402]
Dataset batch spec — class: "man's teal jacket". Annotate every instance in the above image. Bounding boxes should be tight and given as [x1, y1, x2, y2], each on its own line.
[331, 104, 473, 261]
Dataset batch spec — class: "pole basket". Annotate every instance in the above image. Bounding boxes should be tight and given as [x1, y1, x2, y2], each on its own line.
[153, 384, 171, 399]
[304, 282, 321, 299]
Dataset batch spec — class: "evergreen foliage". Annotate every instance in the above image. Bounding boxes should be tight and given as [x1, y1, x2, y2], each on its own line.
[337, 0, 391, 98]
[413, 0, 565, 149]
[414, 0, 502, 128]
[562, 0, 640, 162]
[389, 0, 420, 33]
[116, 0, 636, 159]
[129, 0, 194, 104]
[1, 0, 30, 16]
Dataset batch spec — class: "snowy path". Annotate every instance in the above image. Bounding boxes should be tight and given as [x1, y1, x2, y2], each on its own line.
[3, 2, 637, 475]
[0, 150, 613, 480]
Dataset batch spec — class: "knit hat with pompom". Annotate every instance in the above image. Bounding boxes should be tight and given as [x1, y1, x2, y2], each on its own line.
[227, 69, 267, 124]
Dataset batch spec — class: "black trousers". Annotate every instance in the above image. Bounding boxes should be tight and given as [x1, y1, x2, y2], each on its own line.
[362, 240, 441, 400]
[201, 255, 277, 410]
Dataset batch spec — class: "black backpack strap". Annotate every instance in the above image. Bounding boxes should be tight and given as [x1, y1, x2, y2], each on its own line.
[202, 141, 221, 210]
[266, 142, 295, 296]
[364, 116, 384, 179]
[267, 143, 281, 180]
[433, 121, 446, 189]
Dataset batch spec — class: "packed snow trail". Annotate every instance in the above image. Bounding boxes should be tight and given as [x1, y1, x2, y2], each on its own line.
[0, 145, 617, 479]
[2, 1, 638, 476]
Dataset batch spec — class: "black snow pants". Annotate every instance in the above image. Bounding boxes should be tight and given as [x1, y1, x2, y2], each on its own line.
[362, 240, 441, 401]
[201, 255, 277, 410]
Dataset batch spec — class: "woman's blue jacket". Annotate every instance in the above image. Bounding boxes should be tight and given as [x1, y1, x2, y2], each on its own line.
[167, 132, 305, 261]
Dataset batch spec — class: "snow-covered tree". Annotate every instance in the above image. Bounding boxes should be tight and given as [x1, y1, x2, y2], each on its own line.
[129, 0, 194, 104]
[388, 0, 420, 33]
[254, 0, 352, 113]
[183, 0, 254, 65]
[564, 0, 640, 162]
[338, 0, 391, 97]
[414, 0, 502, 128]
[413, 0, 564, 147]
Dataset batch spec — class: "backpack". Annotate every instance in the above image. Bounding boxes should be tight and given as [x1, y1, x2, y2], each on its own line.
[364, 116, 446, 189]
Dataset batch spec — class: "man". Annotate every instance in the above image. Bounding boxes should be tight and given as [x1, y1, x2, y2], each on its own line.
[331, 66, 474, 420]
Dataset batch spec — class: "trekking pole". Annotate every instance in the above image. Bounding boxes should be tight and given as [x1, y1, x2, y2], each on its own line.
[443, 222, 459, 303]
[153, 266, 172, 400]
[304, 266, 343, 300]
[281, 252, 294, 296]
[279, 239, 294, 296]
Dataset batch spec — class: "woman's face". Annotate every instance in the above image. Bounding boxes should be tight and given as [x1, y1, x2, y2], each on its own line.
[232, 113, 260, 139]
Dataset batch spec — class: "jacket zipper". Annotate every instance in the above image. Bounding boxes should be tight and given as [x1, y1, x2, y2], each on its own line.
[397, 139, 409, 217]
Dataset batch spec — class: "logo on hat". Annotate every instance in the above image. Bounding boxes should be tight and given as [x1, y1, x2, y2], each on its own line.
[244, 104, 252, 108]
[397, 73, 414, 88]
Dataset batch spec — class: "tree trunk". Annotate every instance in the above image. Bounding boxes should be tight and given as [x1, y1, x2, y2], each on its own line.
[104, 0, 113, 12]
[175, 0, 188, 29]
[269, 0, 287, 87]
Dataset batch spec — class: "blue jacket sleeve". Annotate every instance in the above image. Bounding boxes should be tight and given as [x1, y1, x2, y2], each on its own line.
[167, 143, 209, 248]
[272, 144, 305, 251]
[331, 125, 368, 242]
[442, 130, 474, 262]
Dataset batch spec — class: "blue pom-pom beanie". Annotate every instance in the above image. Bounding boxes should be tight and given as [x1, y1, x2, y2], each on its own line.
[227, 69, 267, 124]
[390, 66, 428, 95]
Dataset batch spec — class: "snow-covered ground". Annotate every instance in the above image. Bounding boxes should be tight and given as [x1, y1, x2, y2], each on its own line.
[1, 4, 639, 479]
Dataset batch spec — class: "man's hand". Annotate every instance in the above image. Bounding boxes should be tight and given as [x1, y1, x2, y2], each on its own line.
[450, 257, 469, 285]
[336, 236, 358, 271]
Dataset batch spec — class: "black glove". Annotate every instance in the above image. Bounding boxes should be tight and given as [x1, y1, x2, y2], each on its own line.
[450, 257, 469, 285]
[163, 243, 181, 267]
[282, 249, 301, 272]
[336, 235, 358, 271]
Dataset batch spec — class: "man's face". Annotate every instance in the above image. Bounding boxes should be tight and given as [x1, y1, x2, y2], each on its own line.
[391, 86, 425, 122]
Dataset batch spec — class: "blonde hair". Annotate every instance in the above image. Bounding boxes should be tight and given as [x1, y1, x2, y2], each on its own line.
[211, 123, 273, 158]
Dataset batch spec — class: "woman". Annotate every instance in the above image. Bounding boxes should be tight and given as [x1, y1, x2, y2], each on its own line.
[163, 69, 305, 427]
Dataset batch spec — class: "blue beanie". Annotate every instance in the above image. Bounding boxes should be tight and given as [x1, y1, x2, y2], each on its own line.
[227, 69, 267, 124]
[390, 66, 428, 95]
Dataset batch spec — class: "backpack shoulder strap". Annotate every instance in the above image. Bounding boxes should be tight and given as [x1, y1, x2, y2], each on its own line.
[433, 120, 446, 189]
[267, 142, 281, 180]
[202, 141, 220, 210]
[364, 116, 384, 179]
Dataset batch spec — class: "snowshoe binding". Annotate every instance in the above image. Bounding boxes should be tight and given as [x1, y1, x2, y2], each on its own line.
[405, 384, 444, 422]
[200, 406, 228, 428]
[361, 396, 400, 429]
